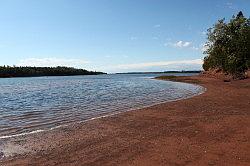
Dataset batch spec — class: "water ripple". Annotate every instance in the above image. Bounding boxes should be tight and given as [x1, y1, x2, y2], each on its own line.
[0, 74, 204, 137]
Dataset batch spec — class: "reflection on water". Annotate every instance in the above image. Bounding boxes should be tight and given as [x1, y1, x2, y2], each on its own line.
[0, 73, 204, 137]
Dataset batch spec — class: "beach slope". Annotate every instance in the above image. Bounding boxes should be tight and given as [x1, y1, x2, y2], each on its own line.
[1, 76, 250, 166]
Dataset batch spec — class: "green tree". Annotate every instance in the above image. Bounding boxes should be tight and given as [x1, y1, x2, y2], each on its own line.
[203, 11, 250, 78]
[0, 66, 106, 78]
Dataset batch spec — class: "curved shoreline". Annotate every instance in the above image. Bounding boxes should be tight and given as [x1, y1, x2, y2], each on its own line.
[0, 79, 205, 140]
[1, 75, 250, 166]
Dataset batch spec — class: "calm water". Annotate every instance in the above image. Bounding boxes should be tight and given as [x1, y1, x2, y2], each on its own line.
[0, 73, 204, 138]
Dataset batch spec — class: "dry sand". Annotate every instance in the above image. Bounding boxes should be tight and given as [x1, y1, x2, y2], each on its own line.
[0, 76, 250, 166]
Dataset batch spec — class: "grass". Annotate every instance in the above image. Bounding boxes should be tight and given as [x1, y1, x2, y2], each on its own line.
[155, 75, 177, 80]
[155, 75, 201, 84]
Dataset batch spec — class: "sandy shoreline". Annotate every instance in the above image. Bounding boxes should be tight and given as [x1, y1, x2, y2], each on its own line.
[1, 76, 250, 165]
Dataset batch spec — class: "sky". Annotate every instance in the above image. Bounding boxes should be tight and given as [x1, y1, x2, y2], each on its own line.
[0, 0, 249, 73]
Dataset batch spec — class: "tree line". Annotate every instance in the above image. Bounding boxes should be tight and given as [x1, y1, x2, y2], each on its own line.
[0, 66, 106, 78]
[203, 11, 250, 79]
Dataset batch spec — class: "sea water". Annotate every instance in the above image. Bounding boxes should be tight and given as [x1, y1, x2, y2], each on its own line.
[0, 73, 204, 138]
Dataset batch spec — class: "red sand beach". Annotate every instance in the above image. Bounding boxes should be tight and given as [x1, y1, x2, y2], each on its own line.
[1, 75, 250, 166]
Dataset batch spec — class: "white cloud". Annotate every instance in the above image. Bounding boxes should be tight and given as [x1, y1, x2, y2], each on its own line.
[110, 59, 202, 70]
[175, 41, 191, 47]
[201, 44, 209, 52]
[165, 40, 193, 48]
[17, 58, 89, 67]
[164, 40, 206, 52]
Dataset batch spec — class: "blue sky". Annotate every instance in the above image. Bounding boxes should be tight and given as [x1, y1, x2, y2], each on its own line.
[0, 0, 249, 73]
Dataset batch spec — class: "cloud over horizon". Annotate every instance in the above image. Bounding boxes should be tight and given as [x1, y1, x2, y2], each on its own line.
[102, 59, 203, 73]
[17, 58, 89, 67]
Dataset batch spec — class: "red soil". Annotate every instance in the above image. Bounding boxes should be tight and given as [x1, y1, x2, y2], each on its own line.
[1, 76, 250, 166]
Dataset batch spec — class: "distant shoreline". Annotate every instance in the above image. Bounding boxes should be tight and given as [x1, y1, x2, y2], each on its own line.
[0, 73, 106, 79]
[0, 66, 106, 78]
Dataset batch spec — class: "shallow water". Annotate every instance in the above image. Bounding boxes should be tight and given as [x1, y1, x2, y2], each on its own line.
[0, 73, 204, 138]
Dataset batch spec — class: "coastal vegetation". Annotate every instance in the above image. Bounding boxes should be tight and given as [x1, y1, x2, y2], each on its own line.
[203, 11, 250, 79]
[155, 75, 201, 84]
[0, 66, 106, 78]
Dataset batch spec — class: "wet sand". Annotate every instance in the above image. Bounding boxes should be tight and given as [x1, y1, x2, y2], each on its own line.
[1, 76, 250, 166]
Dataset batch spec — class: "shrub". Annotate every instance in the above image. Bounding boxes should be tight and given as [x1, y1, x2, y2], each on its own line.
[203, 11, 250, 79]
